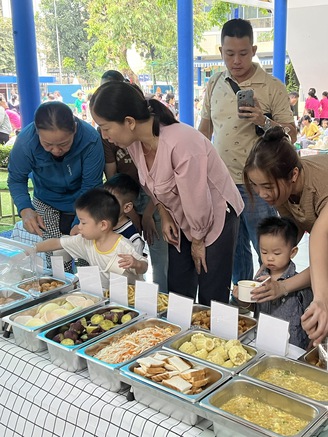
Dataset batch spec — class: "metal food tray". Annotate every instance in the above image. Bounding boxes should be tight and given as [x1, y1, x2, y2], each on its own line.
[299, 347, 328, 372]
[13, 275, 73, 299]
[107, 286, 169, 316]
[199, 377, 328, 437]
[4, 291, 105, 352]
[37, 304, 143, 372]
[120, 348, 231, 403]
[163, 329, 261, 375]
[240, 355, 328, 407]
[120, 347, 231, 426]
[76, 318, 182, 392]
[191, 304, 257, 341]
[0, 287, 32, 316]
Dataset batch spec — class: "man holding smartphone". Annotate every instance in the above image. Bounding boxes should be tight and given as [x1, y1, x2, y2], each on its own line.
[199, 18, 296, 307]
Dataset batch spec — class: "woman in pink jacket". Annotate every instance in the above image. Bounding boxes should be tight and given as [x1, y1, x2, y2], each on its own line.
[90, 81, 244, 306]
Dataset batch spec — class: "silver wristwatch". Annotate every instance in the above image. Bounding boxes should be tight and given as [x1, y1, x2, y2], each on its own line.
[259, 115, 272, 132]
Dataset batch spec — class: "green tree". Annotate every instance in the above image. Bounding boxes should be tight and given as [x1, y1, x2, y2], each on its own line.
[86, 0, 219, 87]
[285, 61, 299, 93]
[36, 0, 96, 82]
[0, 16, 15, 74]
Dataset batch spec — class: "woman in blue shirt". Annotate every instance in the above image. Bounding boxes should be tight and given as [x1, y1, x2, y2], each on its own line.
[8, 101, 105, 271]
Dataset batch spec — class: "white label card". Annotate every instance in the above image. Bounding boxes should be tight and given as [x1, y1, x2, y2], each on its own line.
[77, 266, 103, 297]
[167, 293, 193, 329]
[109, 273, 128, 306]
[256, 312, 290, 356]
[135, 281, 158, 316]
[210, 301, 239, 339]
[50, 256, 66, 280]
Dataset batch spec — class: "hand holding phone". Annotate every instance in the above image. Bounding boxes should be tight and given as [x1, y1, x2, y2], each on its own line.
[237, 89, 254, 119]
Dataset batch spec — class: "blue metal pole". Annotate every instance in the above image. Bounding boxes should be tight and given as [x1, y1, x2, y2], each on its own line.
[234, 7, 239, 19]
[177, 0, 194, 125]
[10, 0, 40, 127]
[273, 0, 287, 83]
[197, 56, 202, 87]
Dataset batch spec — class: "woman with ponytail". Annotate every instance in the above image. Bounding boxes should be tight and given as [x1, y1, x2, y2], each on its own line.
[243, 125, 328, 346]
[90, 81, 243, 306]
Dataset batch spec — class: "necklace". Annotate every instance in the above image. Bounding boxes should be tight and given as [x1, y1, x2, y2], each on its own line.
[142, 145, 152, 156]
[142, 138, 157, 156]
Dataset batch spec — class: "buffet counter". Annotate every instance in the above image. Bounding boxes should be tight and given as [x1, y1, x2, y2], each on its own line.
[0, 336, 214, 437]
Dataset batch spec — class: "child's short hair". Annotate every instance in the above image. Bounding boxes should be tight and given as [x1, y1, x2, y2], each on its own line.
[257, 216, 298, 248]
[75, 188, 120, 226]
[103, 173, 140, 204]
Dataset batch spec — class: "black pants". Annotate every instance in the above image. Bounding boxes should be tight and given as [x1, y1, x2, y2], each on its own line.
[168, 206, 239, 306]
[0, 132, 9, 145]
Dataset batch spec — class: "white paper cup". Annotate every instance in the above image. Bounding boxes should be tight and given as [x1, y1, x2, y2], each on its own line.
[237, 280, 261, 303]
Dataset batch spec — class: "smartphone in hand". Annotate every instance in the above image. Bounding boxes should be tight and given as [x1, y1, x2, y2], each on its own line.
[237, 89, 254, 118]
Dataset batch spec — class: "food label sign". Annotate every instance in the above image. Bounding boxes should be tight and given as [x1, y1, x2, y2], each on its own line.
[167, 293, 193, 329]
[135, 281, 158, 316]
[210, 301, 239, 339]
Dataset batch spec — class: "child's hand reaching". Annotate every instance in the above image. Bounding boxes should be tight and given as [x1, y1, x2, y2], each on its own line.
[118, 254, 136, 270]
[118, 254, 148, 275]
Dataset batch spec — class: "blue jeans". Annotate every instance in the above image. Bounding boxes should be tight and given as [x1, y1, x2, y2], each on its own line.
[232, 184, 277, 285]
[135, 189, 168, 293]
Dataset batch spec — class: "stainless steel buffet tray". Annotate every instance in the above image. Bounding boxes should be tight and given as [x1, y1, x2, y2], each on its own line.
[37, 304, 143, 372]
[240, 354, 328, 407]
[4, 291, 105, 352]
[163, 329, 261, 374]
[76, 318, 182, 392]
[120, 348, 231, 426]
[0, 287, 32, 317]
[199, 377, 328, 437]
[191, 303, 257, 341]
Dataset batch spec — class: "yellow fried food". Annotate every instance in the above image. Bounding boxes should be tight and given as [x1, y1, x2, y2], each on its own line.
[192, 349, 208, 360]
[208, 346, 228, 361]
[190, 333, 215, 351]
[190, 333, 206, 345]
[208, 352, 225, 366]
[225, 339, 241, 351]
[178, 341, 197, 355]
[228, 345, 248, 365]
[214, 337, 226, 348]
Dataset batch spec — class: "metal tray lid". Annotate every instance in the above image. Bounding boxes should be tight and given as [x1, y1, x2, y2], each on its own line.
[199, 376, 328, 437]
[36, 303, 144, 352]
[3, 291, 105, 331]
[76, 317, 183, 370]
[120, 347, 231, 404]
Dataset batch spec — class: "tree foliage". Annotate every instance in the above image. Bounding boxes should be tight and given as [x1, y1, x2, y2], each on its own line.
[86, 0, 213, 86]
[35, 0, 95, 82]
[285, 61, 299, 93]
[32, 0, 232, 86]
[0, 16, 15, 74]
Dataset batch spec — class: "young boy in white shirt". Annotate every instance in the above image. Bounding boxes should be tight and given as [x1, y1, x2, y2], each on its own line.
[35, 188, 148, 287]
